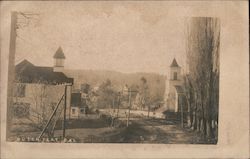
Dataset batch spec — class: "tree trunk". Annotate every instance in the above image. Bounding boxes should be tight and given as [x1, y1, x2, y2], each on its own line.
[206, 118, 213, 139]
[203, 118, 207, 137]
[190, 111, 193, 129]
[192, 110, 197, 130]
[147, 106, 150, 118]
[200, 118, 204, 133]
[196, 117, 200, 132]
[186, 103, 191, 128]
[189, 108, 194, 128]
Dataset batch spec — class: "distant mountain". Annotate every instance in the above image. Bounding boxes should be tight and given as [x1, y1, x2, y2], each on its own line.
[64, 69, 166, 98]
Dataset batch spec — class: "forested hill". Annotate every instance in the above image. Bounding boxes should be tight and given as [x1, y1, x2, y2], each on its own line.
[64, 69, 166, 98]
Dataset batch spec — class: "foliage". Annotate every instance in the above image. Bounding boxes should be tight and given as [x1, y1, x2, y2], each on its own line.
[96, 79, 118, 108]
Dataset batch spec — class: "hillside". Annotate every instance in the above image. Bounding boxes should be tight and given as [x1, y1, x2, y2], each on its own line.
[64, 69, 166, 99]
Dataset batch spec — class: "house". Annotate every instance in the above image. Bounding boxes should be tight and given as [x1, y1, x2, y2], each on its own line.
[13, 47, 73, 123]
[70, 93, 88, 119]
[164, 58, 185, 112]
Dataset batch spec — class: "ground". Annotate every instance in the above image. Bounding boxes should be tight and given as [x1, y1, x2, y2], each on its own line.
[9, 113, 214, 144]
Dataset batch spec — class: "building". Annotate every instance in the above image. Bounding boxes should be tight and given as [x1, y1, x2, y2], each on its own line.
[53, 46, 65, 72]
[13, 47, 73, 123]
[164, 58, 184, 112]
[70, 93, 89, 119]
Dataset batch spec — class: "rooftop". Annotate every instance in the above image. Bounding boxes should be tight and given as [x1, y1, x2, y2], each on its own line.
[170, 58, 180, 67]
[15, 59, 73, 84]
[71, 93, 88, 107]
[53, 47, 65, 59]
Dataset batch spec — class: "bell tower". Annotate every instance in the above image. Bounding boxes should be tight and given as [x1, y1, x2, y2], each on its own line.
[53, 47, 65, 72]
[169, 58, 181, 81]
[164, 58, 183, 112]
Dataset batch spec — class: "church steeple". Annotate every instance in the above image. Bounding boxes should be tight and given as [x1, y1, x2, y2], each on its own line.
[170, 58, 179, 67]
[170, 58, 181, 80]
[53, 46, 65, 72]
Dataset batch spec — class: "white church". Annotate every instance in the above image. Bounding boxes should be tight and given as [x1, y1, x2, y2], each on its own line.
[164, 58, 185, 113]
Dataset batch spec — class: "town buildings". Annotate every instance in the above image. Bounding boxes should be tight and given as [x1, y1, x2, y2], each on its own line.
[13, 47, 101, 121]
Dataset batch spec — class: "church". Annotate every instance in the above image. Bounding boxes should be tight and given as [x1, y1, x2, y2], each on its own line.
[164, 58, 185, 113]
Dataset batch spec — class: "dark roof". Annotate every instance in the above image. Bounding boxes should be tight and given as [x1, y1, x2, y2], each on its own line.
[71, 93, 87, 107]
[15, 59, 73, 84]
[71, 93, 82, 106]
[170, 58, 180, 67]
[53, 47, 65, 59]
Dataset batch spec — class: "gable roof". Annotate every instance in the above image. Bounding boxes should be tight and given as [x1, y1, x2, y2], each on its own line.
[170, 58, 180, 67]
[15, 59, 73, 84]
[53, 47, 65, 59]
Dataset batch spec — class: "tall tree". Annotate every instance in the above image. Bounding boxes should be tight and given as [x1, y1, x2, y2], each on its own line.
[139, 77, 150, 116]
[185, 17, 220, 140]
[97, 79, 117, 108]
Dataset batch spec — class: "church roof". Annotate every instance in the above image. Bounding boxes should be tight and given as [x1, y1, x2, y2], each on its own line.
[15, 59, 73, 84]
[170, 58, 179, 67]
[53, 47, 65, 59]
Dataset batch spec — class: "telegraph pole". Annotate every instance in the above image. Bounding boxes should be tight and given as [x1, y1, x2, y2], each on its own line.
[125, 88, 138, 127]
[126, 88, 132, 127]
[7, 12, 18, 140]
[147, 100, 150, 118]
[116, 92, 120, 118]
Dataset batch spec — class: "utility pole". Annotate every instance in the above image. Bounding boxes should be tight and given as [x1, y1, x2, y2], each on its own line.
[125, 88, 138, 127]
[7, 12, 18, 140]
[112, 98, 115, 110]
[62, 85, 67, 138]
[147, 99, 150, 118]
[116, 92, 120, 118]
[126, 88, 132, 127]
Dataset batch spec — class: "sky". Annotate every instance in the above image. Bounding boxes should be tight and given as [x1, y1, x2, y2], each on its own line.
[3, 2, 192, 75]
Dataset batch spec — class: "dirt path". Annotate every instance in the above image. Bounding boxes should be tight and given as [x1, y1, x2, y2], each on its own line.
[99, 118, 208, 144]
[10, 118, 211, 144]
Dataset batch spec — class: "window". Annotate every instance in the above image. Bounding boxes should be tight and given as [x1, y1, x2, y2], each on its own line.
[13, 103, 30, 118]
[80, 108, 85, 114]
[71, 108, 76, 114]
[14, 84, 26, 97]
[173, 72, 178, 80]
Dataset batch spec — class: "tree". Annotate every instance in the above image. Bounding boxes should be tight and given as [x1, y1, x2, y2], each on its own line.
[185, 17, 220, 140]
[81, 83, 91, 94]
[97, 79, 118, 108]
[138, 77, 150, 117]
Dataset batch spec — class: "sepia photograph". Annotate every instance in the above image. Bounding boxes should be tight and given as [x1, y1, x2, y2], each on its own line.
[0, 1, 249, 158]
